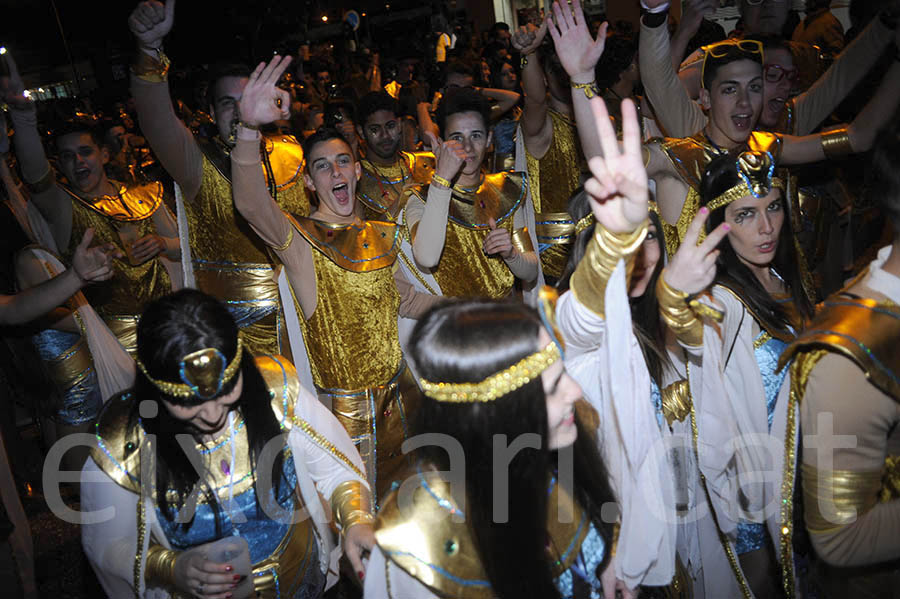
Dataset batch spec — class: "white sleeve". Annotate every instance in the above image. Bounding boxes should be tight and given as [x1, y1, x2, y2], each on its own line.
[363, 545, 440, 598]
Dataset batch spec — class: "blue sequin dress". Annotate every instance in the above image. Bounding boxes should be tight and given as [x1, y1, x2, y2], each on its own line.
[32, 329, 102, 426]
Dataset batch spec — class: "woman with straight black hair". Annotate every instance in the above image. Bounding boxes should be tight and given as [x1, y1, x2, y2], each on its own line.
[81, 289, 374, 599]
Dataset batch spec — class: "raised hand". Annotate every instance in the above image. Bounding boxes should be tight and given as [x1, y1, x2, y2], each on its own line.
[583, 97, 648, 234]
[128, 0, 176, 50]
[510, 20, 549, 56]
[0, 50, 30, 109]
[238, 56, 292, 128]
[662, 207, 729, 295]
[425, 131, 466, 185]
[483, 217, 516, 260]
[680, 0, 718, 36]
[72, 228, 119, 283]
[547, 0, 608, 82]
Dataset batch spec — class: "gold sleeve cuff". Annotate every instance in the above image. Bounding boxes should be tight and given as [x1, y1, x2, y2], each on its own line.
[26, 167, 56, 194]
[270, 226, 294, 251]
[656, 273, 703, 347]
[331, 480, 374, 536]
[511, 227, 534, 255]
[570, 221, 648, 318]
[144, 543, 178, 587]
[131, 50, 171, 83]
[820, 127, 853, 160]
[801, 464, 881, 533]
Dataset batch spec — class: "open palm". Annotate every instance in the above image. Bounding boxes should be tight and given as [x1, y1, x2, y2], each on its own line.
[584, 98, 648, 234]
[547, 0, 607, 80]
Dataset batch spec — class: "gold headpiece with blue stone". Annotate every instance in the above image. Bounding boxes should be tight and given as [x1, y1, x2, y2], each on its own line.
[136, 336, 244, 400]
[707, 151, 785, 213]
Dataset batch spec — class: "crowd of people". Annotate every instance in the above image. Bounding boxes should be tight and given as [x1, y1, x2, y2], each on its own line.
[0, 0, 898, 597]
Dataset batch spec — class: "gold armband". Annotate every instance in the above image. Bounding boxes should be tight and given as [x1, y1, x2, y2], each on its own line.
[270, 226, 294, 252]
[511, 227, 534, 255]
[801, 464, 882, 533]
[331, 480, 374, 536]
[145, 543, 178, 587]
[131, 49, 171, 83]
[430, 174, 452, 189]
[26, 167, 56, 194]
[571, 80, 600, 100]
[820, 127, 853, 160]
[610, 522, 620, 557]
[656, 273, 703, 347]
[570, 221, 648, 318]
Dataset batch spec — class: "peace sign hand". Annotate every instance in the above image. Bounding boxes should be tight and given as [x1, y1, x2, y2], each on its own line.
[425, 131, 466, 184]
[662, 207, 730, 295]
[546, 0, 608, 81]
[238, 55, 292, 129]
[583, 97, 648, 234]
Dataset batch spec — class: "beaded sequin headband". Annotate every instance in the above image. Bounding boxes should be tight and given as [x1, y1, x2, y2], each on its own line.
[706, 151, 785, 213]
[136, 336, 244, 400]
[419, 341, 561, 403]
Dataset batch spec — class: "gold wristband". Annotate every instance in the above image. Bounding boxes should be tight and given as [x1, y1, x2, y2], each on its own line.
[270, 226, 294, 252]
[570, 221, 648, 317]
[511, 226, 535, 255]
[331, 480, 374, 536]
[656, 273, 702, 347]
[820, 127, 853, 160]
[131, 50, 171, 83]
[520, 53, 532, 69]
[238, 121, 260, 131]
[571, 80, 600, 100]
[26, 167, 56, 194]
[431, 174, 452, 189]
[145, 543, 178, 587]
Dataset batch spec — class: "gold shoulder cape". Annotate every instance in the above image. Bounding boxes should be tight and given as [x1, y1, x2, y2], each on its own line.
[358, 151, 435, 218]
[61, 180, 163, 222]
[445, 171, 527, 229]
[91, 355, 364, 493]
[197, 134, 306, 192]
[778, 295, 900, 400]
[286, 214, 400, 272]
[375, 468, 589, 598]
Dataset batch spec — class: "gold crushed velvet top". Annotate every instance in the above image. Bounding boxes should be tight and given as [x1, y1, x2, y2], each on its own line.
[375, 468, 590, 598]
[289, 216, 403, 391]
[359, 151, 435, 221]
[525, 108, 584, 215]
[408, 172, 527, 299]
[62, 181, 171, 318]
[655, 131, 783, 257]
[190, 140, 309, 267]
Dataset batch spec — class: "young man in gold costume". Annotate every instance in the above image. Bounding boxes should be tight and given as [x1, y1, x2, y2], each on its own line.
[3, 52, 179, 355]
[230, 56, 438, 501]
[775, 123, 900, 599]
[128, 0, 309, 358]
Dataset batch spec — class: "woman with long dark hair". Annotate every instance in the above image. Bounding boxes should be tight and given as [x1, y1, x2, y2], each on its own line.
[660, 150, 815, 598]
[81, 289, 374, 598]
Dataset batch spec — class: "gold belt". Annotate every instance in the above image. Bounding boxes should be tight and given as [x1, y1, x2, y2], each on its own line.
[802, 461, 897, 533]
[104, 315, 140, 355]
[45, 337, 94, 389]
[193, 262, 279, 304]
[535, 211, 577, 246]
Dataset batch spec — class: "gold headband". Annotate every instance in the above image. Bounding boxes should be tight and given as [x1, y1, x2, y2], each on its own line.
[419, 342, 561, 403]
[136, 337, 244, 399]
[707, 151, 785, 213]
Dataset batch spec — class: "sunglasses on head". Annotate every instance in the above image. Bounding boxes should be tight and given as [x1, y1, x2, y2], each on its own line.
[700, 39, 764, 88]
[763, 64, 799, 84]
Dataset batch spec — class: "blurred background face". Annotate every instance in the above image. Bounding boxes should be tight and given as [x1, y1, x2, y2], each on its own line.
[499, 62, 518, 91]
[210, 75, 249, 141]
[760, 47, 797, 129]
[742, 0, 791, 35]
[361, 109, 402, 161]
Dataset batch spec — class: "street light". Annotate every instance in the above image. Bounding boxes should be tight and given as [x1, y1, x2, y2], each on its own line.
[0, 47, 7, 55]
[321, 15, 328, 22]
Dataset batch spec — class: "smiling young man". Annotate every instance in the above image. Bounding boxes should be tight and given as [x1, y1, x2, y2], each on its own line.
[127, 0, 309, 358]
[230, 57, 440, 500]
[356, 91, 434, 221]
[405, 87, 539, 300]
[3, 50, 180, 354]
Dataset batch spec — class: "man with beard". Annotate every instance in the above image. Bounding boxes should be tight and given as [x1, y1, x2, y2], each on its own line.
[3, 52, 179, 355]
[356, 91, 435, 221]
[128, 0, 309, 358]
[231, 56, 439, 499]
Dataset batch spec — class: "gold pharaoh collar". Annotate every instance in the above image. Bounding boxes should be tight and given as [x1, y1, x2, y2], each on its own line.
[707, 150, 785, 213]
[419, 342, 561, 403]
[136, 336, 244, 400]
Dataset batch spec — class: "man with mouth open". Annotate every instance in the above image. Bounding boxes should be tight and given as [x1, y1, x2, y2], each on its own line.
[128, 0, 309, 359]
[3, 51, 180, 355]
[231, 56, 440, 501]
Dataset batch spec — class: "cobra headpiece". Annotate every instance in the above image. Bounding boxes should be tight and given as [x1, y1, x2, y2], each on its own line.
[706, 150, 785, 213]
[136, 336, 244, 400]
